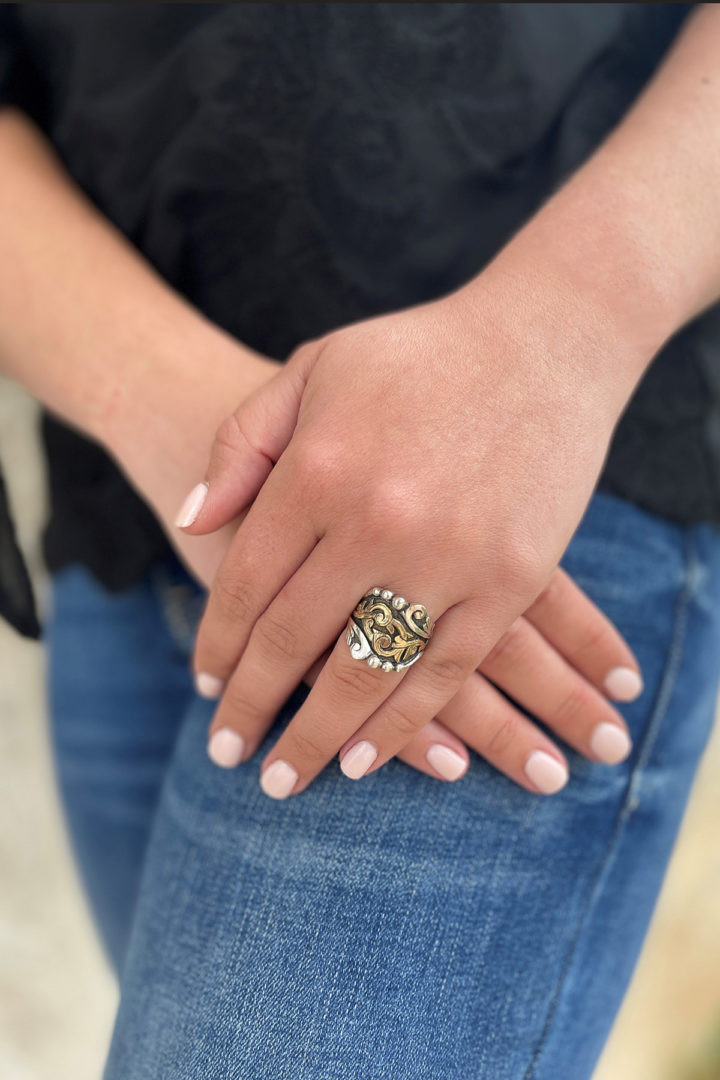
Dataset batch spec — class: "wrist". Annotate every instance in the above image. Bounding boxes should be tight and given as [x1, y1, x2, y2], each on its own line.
[456, 161, 686, 425]
[100, 314, 278, 520]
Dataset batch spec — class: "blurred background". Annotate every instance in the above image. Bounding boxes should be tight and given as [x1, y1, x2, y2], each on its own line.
[1, 375, 719, 1080]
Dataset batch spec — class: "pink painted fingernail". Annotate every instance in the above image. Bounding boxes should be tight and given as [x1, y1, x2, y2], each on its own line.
[175, 482, 208, 528]
[603, 666, 643, 702]
[426, 744, 468, 781]
[590, 722, 632, 764]
[195, 672, 225, 700]
[207, 729, 245, 769]
[340, 740, 378, 779]
[524, 750, 569, 795]
[260, 760, 298, 799]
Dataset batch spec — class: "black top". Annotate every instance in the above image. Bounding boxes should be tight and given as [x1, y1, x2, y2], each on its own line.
[1, 3, 718, 625]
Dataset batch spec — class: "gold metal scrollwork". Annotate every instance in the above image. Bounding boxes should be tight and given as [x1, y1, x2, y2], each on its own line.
[346, 587, 434, 672]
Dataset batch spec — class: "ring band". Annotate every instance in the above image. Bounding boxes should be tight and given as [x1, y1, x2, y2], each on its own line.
[345, 587, 435, 672]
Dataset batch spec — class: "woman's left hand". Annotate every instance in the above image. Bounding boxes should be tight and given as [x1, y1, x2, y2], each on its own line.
[180, 274, 642, 799]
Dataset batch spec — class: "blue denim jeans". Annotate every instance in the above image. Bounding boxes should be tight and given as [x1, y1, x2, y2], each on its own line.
[44, 489, 720, 1080]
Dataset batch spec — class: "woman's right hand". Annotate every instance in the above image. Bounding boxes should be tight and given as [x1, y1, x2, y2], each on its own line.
[107, 326, 641, 798]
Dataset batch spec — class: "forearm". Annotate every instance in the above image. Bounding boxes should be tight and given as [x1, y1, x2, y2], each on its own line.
[0, 107, 261, 453]
[460, 4, 720, 413]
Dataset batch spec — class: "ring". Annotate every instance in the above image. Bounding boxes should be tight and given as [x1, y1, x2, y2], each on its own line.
[345, 586, 435, 672]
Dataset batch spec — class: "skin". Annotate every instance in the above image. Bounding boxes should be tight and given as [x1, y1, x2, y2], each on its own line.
[185, 264, 643, 798]
[0, 103, 640, 795]
[181, 4, 720, 798]
[3, 4, 720, 797]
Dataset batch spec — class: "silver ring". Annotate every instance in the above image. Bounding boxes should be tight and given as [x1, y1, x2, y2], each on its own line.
[345, 587, 435, 672]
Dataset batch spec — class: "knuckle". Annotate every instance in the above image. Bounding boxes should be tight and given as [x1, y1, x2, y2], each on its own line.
[213, 574, 255, 624]
[253, 612, 301, 663]
[332, 659, 383, 700]
[483, 618, 528, 670]
[422, 650, 469, 691]
[534, 568, 566, 611]
[292, 438, 343, 490]
[367, 477, 424, 532]
[286, 726, 329, 766]
[384, 702, 425, 739]
[494, 532, 547, 598]
[484, 710, 521, 758]
[213, 412, 247, 458]
[220, 682, 265, 726]
[549, 682, 590, 729]
[574, 618, 613, 660]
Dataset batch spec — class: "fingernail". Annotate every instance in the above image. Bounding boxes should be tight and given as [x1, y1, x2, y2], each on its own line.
[207, 729, 245, 768]
[590, 722, 632, 764]
[426, 743, 468, 781]
[174, 482, 208, 528]
[260, 759, 298, 799]
[524, 750, 569, 795]
[195, 672, 225, 699]
[340, 740, 378, 779]
[603, 666, 643, 702]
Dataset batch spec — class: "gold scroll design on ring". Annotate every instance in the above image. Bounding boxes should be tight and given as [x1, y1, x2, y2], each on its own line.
[351, 596, 432, 666]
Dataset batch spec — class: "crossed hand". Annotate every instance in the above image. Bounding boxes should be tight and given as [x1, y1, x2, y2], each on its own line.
[176, 289, 642, 799]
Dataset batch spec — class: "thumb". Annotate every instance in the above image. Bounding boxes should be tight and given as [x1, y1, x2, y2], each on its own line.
[175, 338, 321, 535]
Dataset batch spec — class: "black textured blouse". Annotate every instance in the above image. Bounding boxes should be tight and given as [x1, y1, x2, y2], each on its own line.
[1, 3, 717, 637]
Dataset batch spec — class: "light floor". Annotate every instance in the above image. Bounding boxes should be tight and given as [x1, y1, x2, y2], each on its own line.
[1, 381, 718, 1080]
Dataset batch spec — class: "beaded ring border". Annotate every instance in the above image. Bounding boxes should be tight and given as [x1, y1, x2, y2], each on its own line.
[345, 587, 435, 672]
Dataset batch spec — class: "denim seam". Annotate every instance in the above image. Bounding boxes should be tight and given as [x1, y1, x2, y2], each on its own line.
[522, 527, 698, 1080]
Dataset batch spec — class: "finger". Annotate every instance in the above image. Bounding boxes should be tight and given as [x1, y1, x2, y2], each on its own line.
[432, 670, 570, 794]
[191, 450, 319, 697]
[175, 340, 321, 534]
[338, 668, 568, 795]
[206, 539, 385, 764]
[255, 586, 452, 798]
[383, 718, 470, 783]
[258, 598, 481, 799]
[524, 566, 643, 701]
[479, 614, 633, 765]
[302, 649, 330, 687]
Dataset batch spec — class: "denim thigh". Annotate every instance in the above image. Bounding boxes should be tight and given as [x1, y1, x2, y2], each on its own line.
[50, 490, 720, 1080]
[45, 556, 203, 970]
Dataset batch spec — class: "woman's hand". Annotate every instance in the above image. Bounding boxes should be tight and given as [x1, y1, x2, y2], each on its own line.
[103, 316, 641, 800]
[180, 274, 648, 800]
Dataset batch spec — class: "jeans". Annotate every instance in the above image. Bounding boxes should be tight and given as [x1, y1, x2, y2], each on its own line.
[44, 489, 720, 1080]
